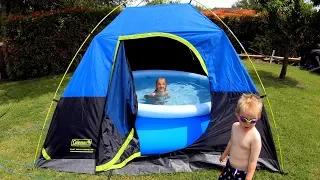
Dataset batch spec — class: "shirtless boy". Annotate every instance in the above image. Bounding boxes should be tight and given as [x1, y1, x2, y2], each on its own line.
[219, 93, 262, 180]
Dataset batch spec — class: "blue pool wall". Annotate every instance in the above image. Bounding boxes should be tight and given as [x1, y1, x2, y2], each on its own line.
[133, 70, 212, 155]
[135, 114, 211, 155]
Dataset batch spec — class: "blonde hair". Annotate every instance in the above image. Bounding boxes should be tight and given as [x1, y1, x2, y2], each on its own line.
[236, 93, 263, 116]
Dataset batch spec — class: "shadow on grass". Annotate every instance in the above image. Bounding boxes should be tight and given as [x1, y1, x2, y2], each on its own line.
[248, 70, 303, 89]
[0, 74, 71, 105]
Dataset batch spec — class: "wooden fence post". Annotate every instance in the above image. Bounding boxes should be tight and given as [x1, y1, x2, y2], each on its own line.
[270, 50, 275, 63]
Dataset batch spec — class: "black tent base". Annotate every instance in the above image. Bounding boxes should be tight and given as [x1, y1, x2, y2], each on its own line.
[109, 152, 280, 175]
[36, 159, 96, 174]
[36, 151, 280, 175]
[109, 152, 224, 175]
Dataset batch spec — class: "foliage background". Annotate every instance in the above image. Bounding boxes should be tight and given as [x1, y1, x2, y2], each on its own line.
[0, 7, 319, 80]
[2, 8, 119, 80]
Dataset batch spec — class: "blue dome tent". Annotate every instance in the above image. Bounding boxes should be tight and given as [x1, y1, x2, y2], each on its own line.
[35, 3, 282, 175]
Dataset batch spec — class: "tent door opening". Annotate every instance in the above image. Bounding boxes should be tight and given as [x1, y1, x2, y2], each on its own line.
[122, 37, 206, 76]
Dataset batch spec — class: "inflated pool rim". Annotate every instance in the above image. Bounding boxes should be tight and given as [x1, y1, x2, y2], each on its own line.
[133, 70, 211, 119]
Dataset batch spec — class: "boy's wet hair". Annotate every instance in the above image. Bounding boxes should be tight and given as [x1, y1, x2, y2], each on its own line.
[236, 93, 263, 116]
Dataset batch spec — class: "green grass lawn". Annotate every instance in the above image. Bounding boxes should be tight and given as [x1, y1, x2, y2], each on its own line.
[0, 60, 319, 179]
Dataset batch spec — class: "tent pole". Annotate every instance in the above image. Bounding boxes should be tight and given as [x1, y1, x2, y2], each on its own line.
[192, 0, 285, 173]
[33, 1, 130, 164]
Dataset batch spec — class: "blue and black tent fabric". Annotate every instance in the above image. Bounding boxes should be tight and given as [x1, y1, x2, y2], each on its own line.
[36, 3, 281, 175]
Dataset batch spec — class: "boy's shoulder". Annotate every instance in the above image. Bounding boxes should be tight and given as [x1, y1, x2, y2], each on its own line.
[252, 127, 261, 140]
[231, 122, 240, 133]
[232, 122, 240, 128]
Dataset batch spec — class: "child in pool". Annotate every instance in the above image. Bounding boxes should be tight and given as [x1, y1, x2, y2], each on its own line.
[144, 77, 169, 104]
[152, 77, 169, 96]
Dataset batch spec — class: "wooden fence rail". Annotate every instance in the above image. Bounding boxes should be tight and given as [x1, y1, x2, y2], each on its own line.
[238, 54, 301, 63]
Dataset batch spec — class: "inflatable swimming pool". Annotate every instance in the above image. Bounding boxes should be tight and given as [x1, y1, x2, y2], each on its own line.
[133, 70, 211, 155]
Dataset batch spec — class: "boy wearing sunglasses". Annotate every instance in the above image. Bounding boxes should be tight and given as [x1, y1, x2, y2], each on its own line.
[218, 94, 262, 180]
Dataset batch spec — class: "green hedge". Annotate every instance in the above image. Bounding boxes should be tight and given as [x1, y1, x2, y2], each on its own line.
[1, 8, 319, 80]
[211, 15, 273, 55]
[2, 12, 271, 80]
[3, 8, 119, 80]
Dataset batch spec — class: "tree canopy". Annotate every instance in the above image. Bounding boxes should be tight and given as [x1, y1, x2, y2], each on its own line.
[259, 0, 315, 79]
[311, 0, 320, 6]
[232, 0, 263, 10]
[0, 0, 122, 14]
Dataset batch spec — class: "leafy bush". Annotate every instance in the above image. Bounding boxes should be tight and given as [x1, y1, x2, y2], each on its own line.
[203, 9, 273, 55]
[2, 7, 319, 80]
[215, 15, 269, 54]
[203, 9, 320, 58]
[3, 8, 119, 80]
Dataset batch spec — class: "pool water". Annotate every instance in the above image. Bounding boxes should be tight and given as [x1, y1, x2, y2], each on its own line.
[134, 75, 211, 105]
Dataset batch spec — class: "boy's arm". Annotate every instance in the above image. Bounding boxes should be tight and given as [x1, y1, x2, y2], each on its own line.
[220, 124, 234, 161]
[220, 123, 236, 162]
[246, 135, 262, 180]
[221, 140, 231, 159]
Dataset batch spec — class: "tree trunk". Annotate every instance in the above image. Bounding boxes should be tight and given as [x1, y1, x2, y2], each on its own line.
[279, 44, 290, 79]
[0, 43, 8, 79]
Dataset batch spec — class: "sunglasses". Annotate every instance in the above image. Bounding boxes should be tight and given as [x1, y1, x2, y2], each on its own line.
[239, 115, 259, 124]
